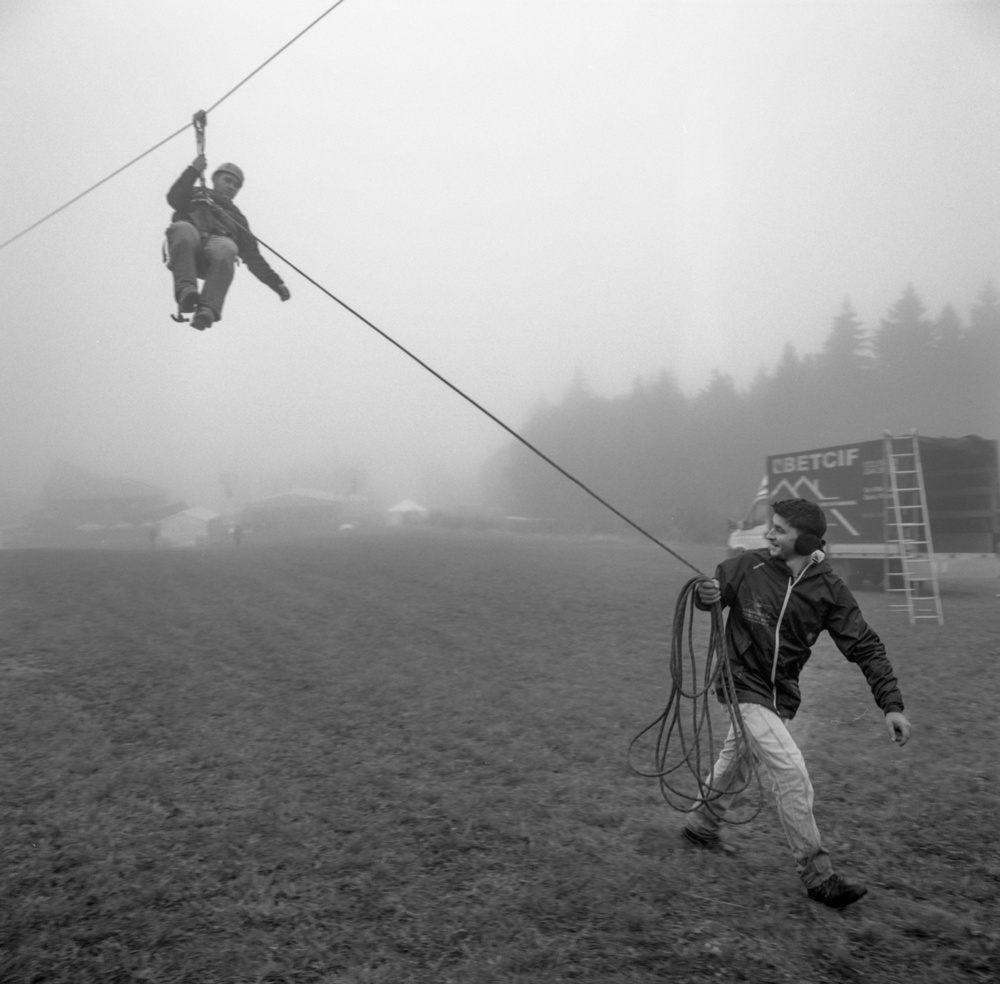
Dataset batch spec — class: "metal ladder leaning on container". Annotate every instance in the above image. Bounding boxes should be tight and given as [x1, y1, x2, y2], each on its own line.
[883, 432, 944, 625]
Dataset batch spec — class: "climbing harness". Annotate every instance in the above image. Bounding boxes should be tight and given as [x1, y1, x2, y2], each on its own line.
[627, 577, 763, 824]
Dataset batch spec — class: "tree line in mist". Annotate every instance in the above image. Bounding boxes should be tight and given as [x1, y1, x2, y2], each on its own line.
[484, 282, 1000, 542]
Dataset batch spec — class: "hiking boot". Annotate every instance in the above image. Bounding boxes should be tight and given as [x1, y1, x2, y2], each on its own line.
[177, 287, 200, 314]
[807, 873, 867, 909]
[682, 825, 737, 855]
[190, 306, 214, 331]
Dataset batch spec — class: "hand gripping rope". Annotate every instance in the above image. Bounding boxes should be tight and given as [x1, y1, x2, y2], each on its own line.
[627, 577, 763, 824]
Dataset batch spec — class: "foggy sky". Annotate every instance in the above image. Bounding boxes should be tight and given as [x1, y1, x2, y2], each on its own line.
[2, 0, 999, 511]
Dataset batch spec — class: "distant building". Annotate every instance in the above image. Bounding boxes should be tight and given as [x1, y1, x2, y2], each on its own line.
[386, 498, 429, 527]
[15, 462, 183, 548]
[239, 488, 345, 540]
[157, 507, 226, 548]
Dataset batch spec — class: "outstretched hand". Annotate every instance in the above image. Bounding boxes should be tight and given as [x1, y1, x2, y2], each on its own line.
[884, 711, 911, 746]
[277, 285, 291, 302]
[192, 153, 207, 173]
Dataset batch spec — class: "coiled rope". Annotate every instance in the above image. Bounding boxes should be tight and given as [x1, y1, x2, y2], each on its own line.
[627, 577, 763, 823]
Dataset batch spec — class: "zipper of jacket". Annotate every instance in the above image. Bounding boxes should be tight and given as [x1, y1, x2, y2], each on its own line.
[770, 561, 815, 710]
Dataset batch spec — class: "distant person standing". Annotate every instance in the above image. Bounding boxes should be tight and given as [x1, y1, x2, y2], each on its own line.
[164, 155, 291, 330]
[684, 498, 912, 909]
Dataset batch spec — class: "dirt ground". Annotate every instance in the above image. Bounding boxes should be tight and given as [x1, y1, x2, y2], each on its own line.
[1, 532, 997, 983]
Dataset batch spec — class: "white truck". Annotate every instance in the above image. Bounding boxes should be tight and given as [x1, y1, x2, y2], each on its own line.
[726, 435, 1000, 588]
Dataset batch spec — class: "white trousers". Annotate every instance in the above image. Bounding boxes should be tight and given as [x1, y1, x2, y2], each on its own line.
[685, 702, 833, 888]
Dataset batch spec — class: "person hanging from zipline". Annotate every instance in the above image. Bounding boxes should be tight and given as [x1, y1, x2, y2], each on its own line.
[164, 118, 290, 330]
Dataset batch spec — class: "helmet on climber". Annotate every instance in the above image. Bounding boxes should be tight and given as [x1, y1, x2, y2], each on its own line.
[211, 163, 244, 199]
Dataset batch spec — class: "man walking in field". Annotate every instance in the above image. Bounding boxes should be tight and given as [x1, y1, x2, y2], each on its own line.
[686, 498, 911, 908]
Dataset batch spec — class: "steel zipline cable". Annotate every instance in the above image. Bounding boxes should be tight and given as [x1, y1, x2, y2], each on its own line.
[200, 0, 349, 117]
[0, 0, 348, 253]
[0, 125, 191, 252]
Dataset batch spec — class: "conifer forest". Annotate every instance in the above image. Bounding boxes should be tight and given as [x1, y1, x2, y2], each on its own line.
[490, 283, 1000, 540]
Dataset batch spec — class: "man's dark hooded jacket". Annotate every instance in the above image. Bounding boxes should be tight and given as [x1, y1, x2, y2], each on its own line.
[703, 549, 904, 719]
[166, 165, 285, 294]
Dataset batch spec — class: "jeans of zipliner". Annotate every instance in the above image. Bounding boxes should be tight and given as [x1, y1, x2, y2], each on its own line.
[684, 702, 833, 889]
[166, 221, 237, 321]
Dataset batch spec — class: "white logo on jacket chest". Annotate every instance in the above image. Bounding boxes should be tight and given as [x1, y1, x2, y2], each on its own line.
[741, 596, 776, 627]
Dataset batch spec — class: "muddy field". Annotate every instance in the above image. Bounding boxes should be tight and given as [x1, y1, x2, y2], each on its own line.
[1, 531, 997, 983]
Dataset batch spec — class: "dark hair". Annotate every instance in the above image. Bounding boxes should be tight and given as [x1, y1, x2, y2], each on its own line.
[771, 498, 827, 539]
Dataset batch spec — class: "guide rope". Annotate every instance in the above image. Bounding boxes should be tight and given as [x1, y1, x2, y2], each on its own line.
[244, 224, 707, 574]
[627, 577, 763, 823]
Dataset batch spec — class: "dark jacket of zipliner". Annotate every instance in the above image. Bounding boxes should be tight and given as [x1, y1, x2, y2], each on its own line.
[166, 165, 285, 294]
[702, 549, 904, 720]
